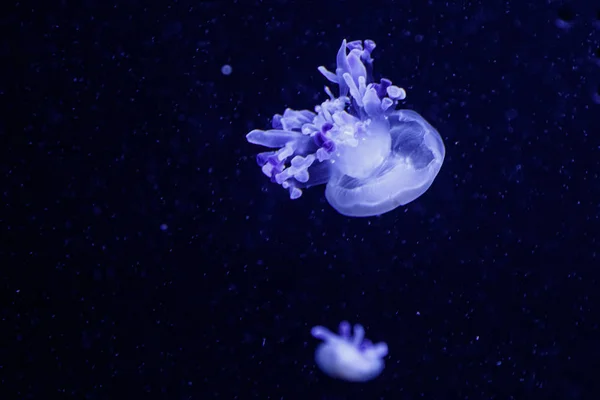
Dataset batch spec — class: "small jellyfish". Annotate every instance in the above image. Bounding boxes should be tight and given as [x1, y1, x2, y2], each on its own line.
[221, 64, 232, 76]
[311, 321, 388, 382]
[246, 39, 445, 217]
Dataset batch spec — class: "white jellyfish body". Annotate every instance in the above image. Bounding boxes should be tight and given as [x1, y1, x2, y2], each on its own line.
[246, 39, 445, 217]
[325, 109, 444, 216]
[311, 321, 388, 382]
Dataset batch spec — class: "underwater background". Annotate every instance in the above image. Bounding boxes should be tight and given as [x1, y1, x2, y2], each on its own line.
[3, 0, 600, 398]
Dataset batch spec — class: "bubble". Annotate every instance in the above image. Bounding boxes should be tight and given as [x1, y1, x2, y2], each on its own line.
[505, 108, 518, 121]
[221, 64, 232, 75]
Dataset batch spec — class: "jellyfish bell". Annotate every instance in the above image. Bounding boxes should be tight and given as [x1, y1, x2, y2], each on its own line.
[326, 109, 445, 217]
[246, 39, 445, 217]
[310, 321, 388, 382]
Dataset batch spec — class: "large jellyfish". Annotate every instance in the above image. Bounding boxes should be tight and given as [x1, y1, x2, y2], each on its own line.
[246, 39, 445, 217]
[311, 321, 388, 382]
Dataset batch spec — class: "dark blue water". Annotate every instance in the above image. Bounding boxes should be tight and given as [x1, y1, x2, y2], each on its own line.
[3, 0, 600, 398]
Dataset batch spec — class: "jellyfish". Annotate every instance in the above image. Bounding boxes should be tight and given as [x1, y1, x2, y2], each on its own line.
[246, 39, 445, 217]
[310, 321, 388, 382]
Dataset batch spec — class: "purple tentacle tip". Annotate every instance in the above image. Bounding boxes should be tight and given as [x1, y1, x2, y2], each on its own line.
[322, 140, 335, 153]
[272, 114, 283, 129]
[256, 153, 269, 166]
[321, 122, 333, 132]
